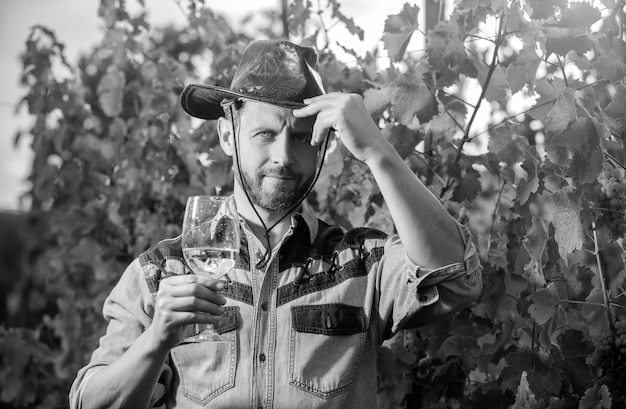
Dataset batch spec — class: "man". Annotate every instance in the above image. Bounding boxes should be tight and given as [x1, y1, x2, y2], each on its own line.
[70, 39, 482, 409]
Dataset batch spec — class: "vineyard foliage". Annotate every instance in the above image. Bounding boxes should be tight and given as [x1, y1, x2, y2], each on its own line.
[2, 0, 626, 407]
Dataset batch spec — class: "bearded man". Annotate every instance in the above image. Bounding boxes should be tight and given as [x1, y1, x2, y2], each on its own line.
[70, 39, 482, 409]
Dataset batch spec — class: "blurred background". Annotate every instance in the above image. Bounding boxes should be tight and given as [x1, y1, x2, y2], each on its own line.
[1, 0, 423, 212]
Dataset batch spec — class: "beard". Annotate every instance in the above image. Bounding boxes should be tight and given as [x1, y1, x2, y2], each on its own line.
[238, 163, 315, 212]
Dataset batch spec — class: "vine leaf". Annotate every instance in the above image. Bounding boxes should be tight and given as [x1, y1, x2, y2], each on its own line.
[528, 77, 567, 119]
[568, 147, 603, 184]
[391, 72, 437, 127]
[522, 217, 548, 287]
[545, 30, 593, 57]
[510, 371, 538, 409]
[602, 83, 626, 136]
[553, 208, 584, 263]
[476, 64, 507, 102]
[329, 0, 364, 40]
[287, 0, 311, 36]
[516, 157, 540, 205]
[426, 21, 470, 86]
[97, 66, 125, 118]
[528, 286, 559, 325]
[451, 168, 482, 203]
[558, 2, 601, 28]
[487, 127, 528, 166]
[543, 89, 576, 134]
[579, 384, 612, 409]
[500, 350, 562, 397]
[565, 264, 594, 301]
[382, 3, 420, 62]
[592, 34, 626, 82]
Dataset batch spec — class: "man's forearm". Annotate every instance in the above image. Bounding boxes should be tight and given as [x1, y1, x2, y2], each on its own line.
[80, 327, 169, 409]
[365, 142, 464, 269]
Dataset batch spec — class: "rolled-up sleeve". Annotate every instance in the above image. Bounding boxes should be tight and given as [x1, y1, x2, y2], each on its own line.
[376, 222, 483, 339]
[69, 258, 172, 409]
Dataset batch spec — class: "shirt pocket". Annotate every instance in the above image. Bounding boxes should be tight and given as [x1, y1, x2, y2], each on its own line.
[170, 306, 239, 405]
[289, 303, 367, 398]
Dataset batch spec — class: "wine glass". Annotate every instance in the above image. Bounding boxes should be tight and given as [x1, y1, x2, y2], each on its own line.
[181, 195, 240, 342]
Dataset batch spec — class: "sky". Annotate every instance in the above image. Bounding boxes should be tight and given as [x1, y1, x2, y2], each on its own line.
[0, 0, 422, 211]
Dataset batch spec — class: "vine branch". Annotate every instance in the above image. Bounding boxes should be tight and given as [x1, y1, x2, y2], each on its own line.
[439, 12, 507, 199]
[592, 224, 617, 337]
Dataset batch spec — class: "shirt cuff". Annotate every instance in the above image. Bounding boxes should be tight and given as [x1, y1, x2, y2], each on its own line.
[404, 221, 480, 305]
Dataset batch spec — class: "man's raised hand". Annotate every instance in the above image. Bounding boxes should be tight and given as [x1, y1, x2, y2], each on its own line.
[293, 92, 386, 163]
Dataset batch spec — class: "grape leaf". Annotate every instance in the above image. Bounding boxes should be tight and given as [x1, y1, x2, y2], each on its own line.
[97, 66, 125, 118]
[522, 217, 548, 287]
[593, 33, 626, 82]
[516, 157, 540, 205]
[528, 77, 567, 119]
[500, 350, 562, 396]
[382, 3, 420, 62]
[557, 329, 594, 360]
[526, 0, 567, 19]
[579, 385, 612, 409]
[451, 168, 482, 203]
[329, 0, 364, 40]
[568, 146, 603, 184]
[487, 127, 528, 166]
[391, 73, 436, 127]
[426, 21, 467, 86]
[603, 83, 626, 136]
[426, 93, 467, 137]
[287, 0, 311, 36]
[528, 286, 559, 325]
[565, 264, 594, 301]
[545, 30, 593, 57]
[543, 89, 576, 134]
[510, 371, 538, 409]
[506, 61, 527, 95]
[437, 335, 480, 367]
[559, 2, 602, 28]
[475, 64, 507, 102]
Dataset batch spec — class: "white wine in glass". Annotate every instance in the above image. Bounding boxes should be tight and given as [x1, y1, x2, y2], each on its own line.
[181, 195, 240, 342]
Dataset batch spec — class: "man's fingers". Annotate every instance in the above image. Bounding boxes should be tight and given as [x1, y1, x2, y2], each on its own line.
[165, 296, 226, 316]
[159, 283, 227, 305]
[162, 311, 225, 326]
[162, 273, 225, 291]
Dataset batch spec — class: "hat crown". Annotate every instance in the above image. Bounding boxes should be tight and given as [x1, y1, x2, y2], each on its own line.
[231, 40, 322, 102]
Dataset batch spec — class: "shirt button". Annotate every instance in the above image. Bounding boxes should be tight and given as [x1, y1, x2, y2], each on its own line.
[256, 251, 263, 259]
[261, 301, 268, 311]
[259, 353, 266, 362]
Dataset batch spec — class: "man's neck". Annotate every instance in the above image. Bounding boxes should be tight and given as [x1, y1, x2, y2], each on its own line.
[233, 190, 299, 250]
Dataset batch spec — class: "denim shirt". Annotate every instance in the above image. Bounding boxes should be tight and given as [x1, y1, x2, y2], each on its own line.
[70, 203, 482, 409]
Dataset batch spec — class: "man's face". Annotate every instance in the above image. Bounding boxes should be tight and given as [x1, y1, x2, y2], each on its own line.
[229, 100, 318, 212]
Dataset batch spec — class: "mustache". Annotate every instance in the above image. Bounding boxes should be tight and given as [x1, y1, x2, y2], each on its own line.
[261, 166, 299, 179]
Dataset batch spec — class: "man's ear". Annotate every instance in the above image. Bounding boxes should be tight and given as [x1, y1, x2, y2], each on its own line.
[217, 117, 234, 157]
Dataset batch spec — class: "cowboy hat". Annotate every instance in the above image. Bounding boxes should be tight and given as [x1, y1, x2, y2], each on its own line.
[180, 39, 325, 120]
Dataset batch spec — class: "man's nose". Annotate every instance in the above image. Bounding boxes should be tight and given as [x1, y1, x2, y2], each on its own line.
[270, 132, 293, 166]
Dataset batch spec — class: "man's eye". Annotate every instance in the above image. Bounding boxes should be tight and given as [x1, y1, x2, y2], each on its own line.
[293, 134, 311, 144]
[255, 131, 274, 139]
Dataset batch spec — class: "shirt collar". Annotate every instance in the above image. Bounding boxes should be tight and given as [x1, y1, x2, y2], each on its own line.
[231, 195, 319, 245]
[293, 201, 319, 244]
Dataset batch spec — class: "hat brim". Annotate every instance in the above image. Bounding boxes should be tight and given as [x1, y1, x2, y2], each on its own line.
[180, 83, 307, 120]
